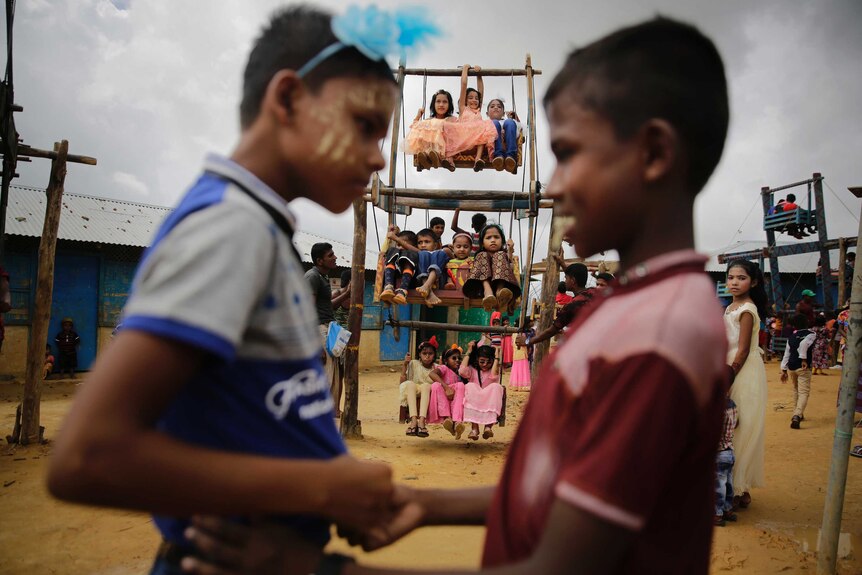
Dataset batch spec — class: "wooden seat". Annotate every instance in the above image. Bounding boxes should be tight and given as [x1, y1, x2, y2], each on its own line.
[398, 386, 507, 427]
[414, 133, 525, 173]
[763, 208, 817, 234]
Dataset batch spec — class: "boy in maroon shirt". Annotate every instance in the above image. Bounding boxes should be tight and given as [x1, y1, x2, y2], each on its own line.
[183, 16, 731, 575]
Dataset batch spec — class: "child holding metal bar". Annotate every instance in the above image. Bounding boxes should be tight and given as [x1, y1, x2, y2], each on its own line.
[462, 223, 520, 313]
[443, 64, 498, 172]
[381, 226, 420, 306]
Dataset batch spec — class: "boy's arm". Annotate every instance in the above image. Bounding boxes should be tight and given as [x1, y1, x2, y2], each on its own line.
[332, 285, 351, 307]
[451, 209, 469, 235]
[798, 332, 817, 368]
[47, 330, 392, 527]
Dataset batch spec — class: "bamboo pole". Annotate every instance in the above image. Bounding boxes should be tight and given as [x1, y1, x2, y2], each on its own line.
[838, 238, 846, 308]
[813, 174, 833, 310]
[531, 206, 561, 381]
[374, 186, 533, 201]
[18, 140, 68, 444]
[388, 319, 520, 334]
[386, 61, 406, 226]
[18, 143, 96, 166]
[817, 187, 862, 574]
[397, 68, 541, 77]
[340, 198, 367, 439]
[376, 196, 550, 212]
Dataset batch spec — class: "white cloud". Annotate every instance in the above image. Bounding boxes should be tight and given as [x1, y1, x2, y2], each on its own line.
[111, 171, 148, 197]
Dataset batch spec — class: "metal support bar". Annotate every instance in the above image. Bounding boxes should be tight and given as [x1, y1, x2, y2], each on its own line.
[718, 237, 858, 264]
[763, 176, 824, 195]
[373, 185, 535, 202]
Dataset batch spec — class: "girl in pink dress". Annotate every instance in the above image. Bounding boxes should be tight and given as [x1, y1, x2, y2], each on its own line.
[427, 346, 468, 439]
[404, 89, 458, 172]
[508, 333, 531, 391]
[459, 341, 504, 441]
[443, 64, 498, 171]
[501, 316, 514, 367]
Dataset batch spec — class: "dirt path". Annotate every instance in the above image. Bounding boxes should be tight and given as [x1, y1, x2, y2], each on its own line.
[1, 362, 860, 573]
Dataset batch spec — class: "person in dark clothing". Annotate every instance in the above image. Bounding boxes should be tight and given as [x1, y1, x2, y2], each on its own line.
[55, 318, 81, 379]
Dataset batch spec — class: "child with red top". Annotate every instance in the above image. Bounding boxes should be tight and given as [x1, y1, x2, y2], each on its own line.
[182, 16, 732, 575]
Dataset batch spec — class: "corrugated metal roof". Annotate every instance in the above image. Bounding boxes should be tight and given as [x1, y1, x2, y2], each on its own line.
[706, 239, 845, 274]
[5, 185, 380, 269]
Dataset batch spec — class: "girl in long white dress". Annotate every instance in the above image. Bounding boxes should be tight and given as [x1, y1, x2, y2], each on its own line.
[724, 259, 769, 508]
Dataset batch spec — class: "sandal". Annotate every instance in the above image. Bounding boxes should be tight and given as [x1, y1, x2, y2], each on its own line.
[454, 422, 466, 440]
[472, 159, 485, 172]
[482, 427, 494, 440]
[416, 152, 432, 170]
[392, 288, 408, 305]
[496, 288, 513, 311]
[468, 429, 479, 441]
[739, 492, 751, 508]
[851, 445, 862, 458]
[406, 425, 418, 436]
[416, 427, 429, 438]
[482, 294, 498, 312]
[427, 150, 442, 168]
[380, 285, 395, 302]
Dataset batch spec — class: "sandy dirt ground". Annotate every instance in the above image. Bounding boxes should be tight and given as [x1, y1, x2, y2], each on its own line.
[1, 360, 861, 574]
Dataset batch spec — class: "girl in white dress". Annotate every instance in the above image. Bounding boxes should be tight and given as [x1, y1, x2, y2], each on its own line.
[724, 259, 769, 508]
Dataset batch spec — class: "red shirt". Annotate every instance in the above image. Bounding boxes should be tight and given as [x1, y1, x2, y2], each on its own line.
[482, 251, 728, 574]
[555, 292, 573, 306]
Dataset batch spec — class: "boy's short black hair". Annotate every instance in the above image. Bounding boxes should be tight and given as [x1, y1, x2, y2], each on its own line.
[397, 230, 418, 247]
[240, 5, 396, 128]
[790, 313, 809, 330]
[544, 17, 728, 194]
[787, 193, 796, 203]
[595, 271, 615, 282]
[847, 252, 856, 261]
[429, 216, 445, 228]
[471, 213, 487, 231]
[416, 228, 439, 244]
[565, 263, 589, 288]
[339, 269, 351, 288]
[311, 242, 333, 265]
[557, 281, 568, 294]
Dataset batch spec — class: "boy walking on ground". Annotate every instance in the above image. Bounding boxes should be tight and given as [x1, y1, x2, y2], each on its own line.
[47, 5, 438, 574]
[781, 313, 816, 429]
[715, 396, 738, 526]
[182, 15, 732, 575]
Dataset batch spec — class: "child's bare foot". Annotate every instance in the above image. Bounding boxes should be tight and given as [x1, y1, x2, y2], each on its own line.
[423, 290, 442, 307]
[416, 285, 429, 298]
[380, 284, 395, 303]
[443, 281, 455, 290]
[443, 418, 455, 436]
[482, 294, 498, 312]
[496, 287, 513, 310]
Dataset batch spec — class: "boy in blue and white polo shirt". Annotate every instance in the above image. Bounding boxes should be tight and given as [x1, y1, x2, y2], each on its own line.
[46, 4, 426, 573]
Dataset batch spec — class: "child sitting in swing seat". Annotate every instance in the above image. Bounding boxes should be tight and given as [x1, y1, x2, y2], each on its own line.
[445, 232, 475, 290]
[462, 223, 520, 313]
[486, 98, 521, 173]
[387, 227, 451, 307]
[381, 227, 419, 306]
[405, 89, 457, 172]
[443, 64, 498, 172]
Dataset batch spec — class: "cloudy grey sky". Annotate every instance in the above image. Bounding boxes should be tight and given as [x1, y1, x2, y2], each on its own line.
[8, 0, 862, 270]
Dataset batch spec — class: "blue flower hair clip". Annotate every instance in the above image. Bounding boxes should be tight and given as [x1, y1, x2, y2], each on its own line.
[297, 4, 441, 78]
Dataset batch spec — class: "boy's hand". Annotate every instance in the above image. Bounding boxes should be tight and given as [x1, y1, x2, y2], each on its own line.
[507, 239, 514, 249]
[338, 484, 426, 551]
[801, 360, 808, 370]
[322, 456, 394, 532]
[467, 341, 476, 351]
[781, 370, 788, 383]
[182, 516, 320, 575]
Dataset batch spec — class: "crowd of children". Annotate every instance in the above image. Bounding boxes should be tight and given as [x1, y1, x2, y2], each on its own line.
[381, 210, 520, 313]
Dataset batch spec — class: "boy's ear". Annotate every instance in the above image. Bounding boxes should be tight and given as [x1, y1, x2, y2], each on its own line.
[640, 119, 679, 184]
[263, 70, 306, 125]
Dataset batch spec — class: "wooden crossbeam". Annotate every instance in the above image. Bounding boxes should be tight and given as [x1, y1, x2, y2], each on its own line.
[717, 236, 858, 264]
[397, 68, 541, 77]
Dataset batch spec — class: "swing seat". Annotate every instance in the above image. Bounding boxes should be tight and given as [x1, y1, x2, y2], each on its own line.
[763, 207, 817, 235]
[414, 133, 525, 173]
[398, 386, 507, 427]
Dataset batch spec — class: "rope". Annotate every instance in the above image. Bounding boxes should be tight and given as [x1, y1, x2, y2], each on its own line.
[825, 180, 860, 223]
[724, 196, 762, 247]
[422, 69, 427, 115]
[510, 71, 517, 116]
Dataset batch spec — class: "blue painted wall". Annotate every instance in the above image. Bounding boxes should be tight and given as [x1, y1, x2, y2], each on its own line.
[49, 252, 99, 370]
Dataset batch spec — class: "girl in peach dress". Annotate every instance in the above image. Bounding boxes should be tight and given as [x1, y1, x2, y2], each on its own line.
[404, 89, 458, 172]
[443, 64, 498, 171]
